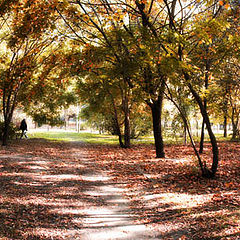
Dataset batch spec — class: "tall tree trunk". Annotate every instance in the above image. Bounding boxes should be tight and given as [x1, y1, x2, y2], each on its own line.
[183, 123, 187, 145]
[114, 118, 124, 148]
[199, 120, 205, 153]
[223, 115, 227, 138]
[108, 89, 124, 148]
[106, 89, 124, 148]
[199, 54, 210, 153]
[2, 87, 18, 146]
[148, 94, 165, 158]
[2, 119, 10, 146]
[120, 78, 131, 148]
[188, 81, 219, 178]
[2, 106, 14, 146]
[223, 86, 228, 138]
[123, 89, 131, 148]
[231, 107, 239, 140]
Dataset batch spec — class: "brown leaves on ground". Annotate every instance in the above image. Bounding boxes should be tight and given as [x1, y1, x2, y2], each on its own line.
[0, 139, 239, 239]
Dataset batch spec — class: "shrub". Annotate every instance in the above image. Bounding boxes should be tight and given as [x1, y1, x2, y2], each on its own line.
[0, 121, 19, 140]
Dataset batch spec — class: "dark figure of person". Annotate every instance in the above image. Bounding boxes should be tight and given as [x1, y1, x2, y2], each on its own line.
[20, 119, 28, 139]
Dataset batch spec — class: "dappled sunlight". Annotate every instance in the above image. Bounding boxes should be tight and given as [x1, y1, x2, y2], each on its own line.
[0, 149, 151, 239]
[38, 174, 83, 181]
[79, 224, 149, 240]
[1, 139, 240, 239]
[166, 158, 191, 164]
[143, 192, 213, 209]
[190, 208, 240, 219]
[50, 207, 85, 215]
[24, 228, 80, 239]
[27, 165, 48, 170]
[215, 216, 240, 239]
[0, 195, 84, 208]
[81, 174, 111, 182]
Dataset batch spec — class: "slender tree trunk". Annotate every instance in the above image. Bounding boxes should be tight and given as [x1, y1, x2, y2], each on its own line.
[199, 120, 205, 153]
[123, 91, 131, 148]
[148, 95, 165, 158]
[163, 85, 205, 175]
[108, 90, 124, 148]
[188, 81, 219, 178]
[199, 54, 210, 153]
[223, 87, 228, 138]
[223, 115, 227, 138]
[183, 124, 187, 145]
[114, 118, 124, 148]
[231, 107, 239, 140]
[2, 91, 11, 146]
[120, 77, 131, 148]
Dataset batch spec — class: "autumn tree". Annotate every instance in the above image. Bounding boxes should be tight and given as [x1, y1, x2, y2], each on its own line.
[56, 0, 172, 157]
[212, 57, 240, 140]
[173, 0, 240, 177]
[56, 0, 239, 177]
[127, 0, 227, 177]
[56, 1, 143, 148]
[22, 48, 76, 127]
[0, 0, 59, 145]
[70, 42, 142, 148]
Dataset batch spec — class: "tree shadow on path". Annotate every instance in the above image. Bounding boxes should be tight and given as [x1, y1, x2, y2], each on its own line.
[0, 145, 152, 240]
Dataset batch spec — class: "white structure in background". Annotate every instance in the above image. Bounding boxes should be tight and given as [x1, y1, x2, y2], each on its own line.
[11, 104, 86, 132]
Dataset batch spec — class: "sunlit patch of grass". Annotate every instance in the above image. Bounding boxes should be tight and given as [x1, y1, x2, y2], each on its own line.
[28, 131, 235, 145]
[29, 131, 119, 144]
[131, 135, 154, 144]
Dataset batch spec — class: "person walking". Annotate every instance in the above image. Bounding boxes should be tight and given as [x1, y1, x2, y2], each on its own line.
[20, 119, 28, 139]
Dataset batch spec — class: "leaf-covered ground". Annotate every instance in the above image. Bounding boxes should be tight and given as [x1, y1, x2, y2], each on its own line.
[0, 138, 239, 239]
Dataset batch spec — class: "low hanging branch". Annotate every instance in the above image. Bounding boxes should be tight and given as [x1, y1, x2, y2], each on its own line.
[163, 83, 208, 176]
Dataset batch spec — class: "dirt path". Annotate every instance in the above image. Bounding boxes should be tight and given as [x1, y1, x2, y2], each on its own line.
[0, 142, 155, 240]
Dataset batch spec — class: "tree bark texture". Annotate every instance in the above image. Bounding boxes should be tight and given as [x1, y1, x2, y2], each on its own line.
[223, 115, 227, 138]
[149, 95, 165, 158]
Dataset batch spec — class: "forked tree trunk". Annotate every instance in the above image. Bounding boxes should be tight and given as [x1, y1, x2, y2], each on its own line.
[108, 90, 125, 148]
[188, 82, 219, 178]
[2, 90, 17, 146]
[199, 56, 209, 153]
[163, 85, 205, 175]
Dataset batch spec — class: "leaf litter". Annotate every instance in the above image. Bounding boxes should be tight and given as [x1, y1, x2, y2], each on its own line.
[0, 139, 239, 239]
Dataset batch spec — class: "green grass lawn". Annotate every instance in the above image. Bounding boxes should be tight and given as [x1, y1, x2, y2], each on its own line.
[29, 130, 234, 145]
[29, 131, 120, 144]
[29, 131, 156, 145]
